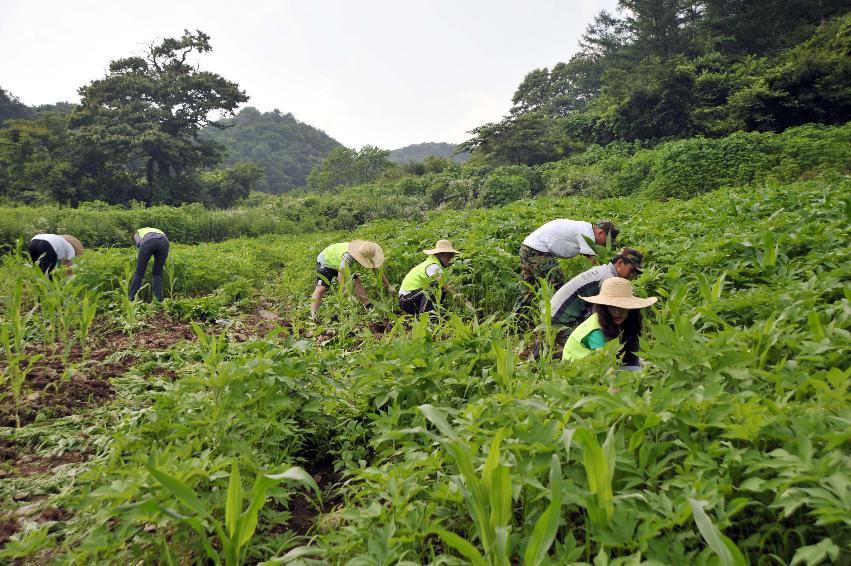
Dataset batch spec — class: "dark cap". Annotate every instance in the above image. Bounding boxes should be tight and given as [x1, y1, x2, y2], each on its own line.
[615, 247, 644, 272]
[596, 221, 619, 243]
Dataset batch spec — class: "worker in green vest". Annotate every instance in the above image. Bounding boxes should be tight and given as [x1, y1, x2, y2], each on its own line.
[311, 240, 395, 318]
[129, 227, 169, 301]
[398, 239, 473, 315]
[562, 277, 657, 367]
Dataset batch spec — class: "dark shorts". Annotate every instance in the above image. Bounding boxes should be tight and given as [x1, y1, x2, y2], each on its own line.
[399, 290, 435, 315]
[315, 263, 358, 287]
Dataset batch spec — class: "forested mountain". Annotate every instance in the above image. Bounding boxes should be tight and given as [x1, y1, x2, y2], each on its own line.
[462, 1, 851, 165]
[202, 107, 343, 193]
[388, 142, 469, 163]
[0, 87, 33, 124]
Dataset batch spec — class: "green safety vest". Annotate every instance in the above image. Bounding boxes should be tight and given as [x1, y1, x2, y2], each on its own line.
[321, 242, 350, 269]
[136, 227, 165, 238]
[400, 255, 442, 292]
[562, 313, 603, 361]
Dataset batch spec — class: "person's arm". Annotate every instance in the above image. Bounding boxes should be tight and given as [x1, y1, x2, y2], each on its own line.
[382, 273, 396, 294]
[579, 233, 597, 263]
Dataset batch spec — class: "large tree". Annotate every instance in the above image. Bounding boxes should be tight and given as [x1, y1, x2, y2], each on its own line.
[70, 30, 247, 205]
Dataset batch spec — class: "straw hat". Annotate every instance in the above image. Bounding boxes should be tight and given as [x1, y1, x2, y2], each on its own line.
[347, 240, 385, 268]
[60, 235, 84, 257]
[581, 277, 657, 309]
[423, 239, 458, 255]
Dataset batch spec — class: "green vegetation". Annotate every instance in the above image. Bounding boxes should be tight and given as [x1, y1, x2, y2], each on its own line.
[1, 3, 850, 563]
[389, 142, 470, 164]
[1, 176, 848, 563]
[202, 107, 343, 194]
[3, 122, 847, 249]
[462, 4, 851, 165]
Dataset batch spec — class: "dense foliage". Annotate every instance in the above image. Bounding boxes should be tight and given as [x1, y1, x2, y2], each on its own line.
[201, 107, 343, 194]
[1, 176, 848, 564]
[462, 4, 851, 165]
[0, 32, 256, 208]
[3, 121, 846, 250]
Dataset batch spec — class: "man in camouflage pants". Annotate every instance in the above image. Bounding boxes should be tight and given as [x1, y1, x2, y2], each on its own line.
[515, 219, 619, 315]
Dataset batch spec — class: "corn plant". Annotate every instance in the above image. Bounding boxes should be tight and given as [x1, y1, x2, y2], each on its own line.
[77, 291, 99, 361]
[114, 267, 141, 336]
[421, 404, 564, 565]
[1, 325, 42, 427]
[144, 458, 320, 566]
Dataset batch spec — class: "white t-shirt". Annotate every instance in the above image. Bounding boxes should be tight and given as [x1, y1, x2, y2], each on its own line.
[522, 220, 596, 259]
[32, 234, 75, 260]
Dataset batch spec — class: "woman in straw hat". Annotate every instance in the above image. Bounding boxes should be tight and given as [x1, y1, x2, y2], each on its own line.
[28, 233, 84, 275]
[311, 240, 395, 318]
[562, 277, 657, 365]
[398, 239, 473, 315]
[129, 227, 170, 302]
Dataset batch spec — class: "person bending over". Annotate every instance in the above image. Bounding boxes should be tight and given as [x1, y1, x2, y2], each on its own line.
[129, 227, 170, 302]
[562, 277, 657, 367]
[516, 219, 619, 311]
[28, 234, 83, 275]
[311, 240, 394, 318]
[544, 248, 644, 356]
[398, 239, 473, 315]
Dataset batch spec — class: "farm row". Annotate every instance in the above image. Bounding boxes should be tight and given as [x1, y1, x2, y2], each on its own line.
[0, 177, 849, 564]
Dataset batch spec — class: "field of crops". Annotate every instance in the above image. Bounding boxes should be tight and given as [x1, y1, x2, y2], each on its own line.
[0, 177, 849, 564]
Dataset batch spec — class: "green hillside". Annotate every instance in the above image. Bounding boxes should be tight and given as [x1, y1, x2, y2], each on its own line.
[389, 142, 470, 163]
[201, 107, 343, 194]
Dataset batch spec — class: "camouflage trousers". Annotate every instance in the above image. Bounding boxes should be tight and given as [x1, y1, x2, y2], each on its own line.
[515, 245, 566, 312]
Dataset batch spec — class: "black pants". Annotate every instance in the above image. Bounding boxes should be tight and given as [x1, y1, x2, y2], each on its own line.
[28, 239, 58, 274]
[399, 290, 436, 315]
[129, 237, 170, 301]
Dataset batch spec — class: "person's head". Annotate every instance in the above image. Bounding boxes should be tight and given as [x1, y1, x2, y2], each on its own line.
[612, 248, 644, 280]
[60, 235, 84, 257]
[581, 276, 657, 338]
[592, 221, 619, 246]
[348, 240, 385, 270]
[423, 239, 459, 268]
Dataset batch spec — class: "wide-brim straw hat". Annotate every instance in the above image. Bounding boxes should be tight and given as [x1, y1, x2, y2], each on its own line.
[347, 240, 385, 269]
[60, 235, 84, 257]
[581, 277, 657, 309]
[423, 239, 458, 255]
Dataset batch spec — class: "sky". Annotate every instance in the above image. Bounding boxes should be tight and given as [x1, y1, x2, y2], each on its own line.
[0, 0, 618, 149]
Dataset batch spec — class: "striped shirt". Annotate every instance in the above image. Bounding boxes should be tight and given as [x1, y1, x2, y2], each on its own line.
[550, 263, 617, 327]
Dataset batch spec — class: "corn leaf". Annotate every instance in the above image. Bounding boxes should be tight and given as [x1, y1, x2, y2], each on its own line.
[431, 528, 487, 566]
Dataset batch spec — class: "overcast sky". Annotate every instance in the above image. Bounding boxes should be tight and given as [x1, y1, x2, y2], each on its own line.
[0, 0, 618, 149]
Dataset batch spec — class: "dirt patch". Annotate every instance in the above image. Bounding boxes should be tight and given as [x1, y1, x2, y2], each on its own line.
[98, 312, 195, 353]
[0, 313, 196, 427]
[9, 451, 89, 477]
[231, 308, 293, 342]
[0, 371, 114, 428]
[0, 439, 20, 462]
[368, 321, 391, 337]
[287, 455, 341, 537]
[0, 516, 19, 546]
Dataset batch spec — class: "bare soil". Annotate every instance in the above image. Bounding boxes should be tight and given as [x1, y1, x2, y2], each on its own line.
[286, 455, 341, 537]
[0, 313, 194, 427]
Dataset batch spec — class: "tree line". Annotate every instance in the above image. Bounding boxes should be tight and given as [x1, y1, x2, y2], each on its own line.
[460, 1, 851, 165]
[2, 2, 850, 207]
